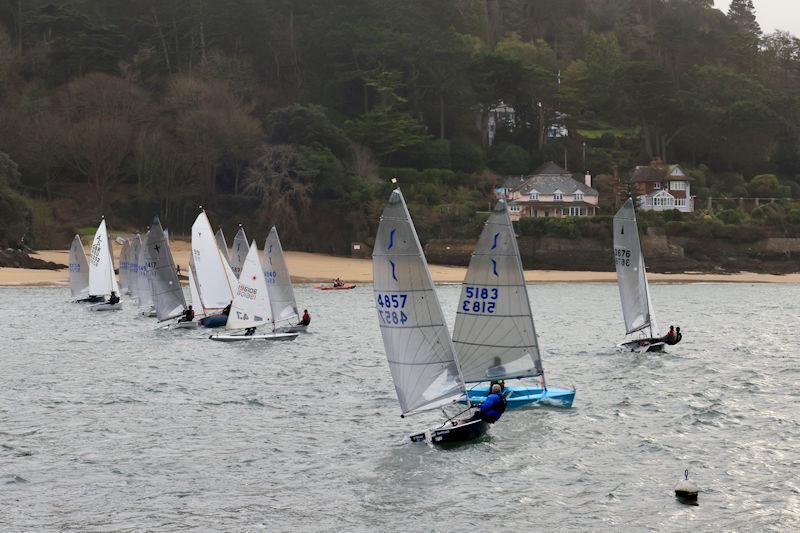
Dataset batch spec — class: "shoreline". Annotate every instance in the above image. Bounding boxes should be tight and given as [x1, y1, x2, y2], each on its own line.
[1, 247, 798, 286]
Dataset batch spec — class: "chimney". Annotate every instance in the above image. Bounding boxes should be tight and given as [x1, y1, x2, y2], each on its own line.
[584, 172, 592, 188]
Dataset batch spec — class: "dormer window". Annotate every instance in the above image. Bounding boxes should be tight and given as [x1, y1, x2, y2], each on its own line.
[574, 191, 584, 202]
[553, 190, 563, 201]
[529, 189, 539, 200]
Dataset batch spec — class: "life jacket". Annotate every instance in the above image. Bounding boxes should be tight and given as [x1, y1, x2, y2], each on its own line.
[480, 393, 506, 423]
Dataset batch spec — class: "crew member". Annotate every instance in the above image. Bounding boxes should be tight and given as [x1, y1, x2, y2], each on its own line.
[107, 291, 120, 305]
[299, 309, 311, 326]
[464, 383, 507, 424]
[179, 305, 195, 323]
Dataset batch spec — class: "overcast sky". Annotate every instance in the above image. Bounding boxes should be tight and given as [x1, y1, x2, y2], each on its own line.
[716, 0, 800, 37]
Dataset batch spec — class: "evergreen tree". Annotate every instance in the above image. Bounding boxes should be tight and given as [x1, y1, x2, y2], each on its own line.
[727, 0, 762, 36]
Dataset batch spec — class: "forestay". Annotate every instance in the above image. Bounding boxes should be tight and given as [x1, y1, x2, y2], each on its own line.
[226, 241, 273, 331]
[613, 198, 658, 336]
[68, 234, 89, 297]
[373, 188, 466, 416]
[146, 217, 186, 321]
[230, 225, 248, 278]
[88, 219, 119, 297]
[215, 227, 231, 266]
[453, 200, 543, 383]
[263, 226, 299, 326]
[192, 212, 237, 314]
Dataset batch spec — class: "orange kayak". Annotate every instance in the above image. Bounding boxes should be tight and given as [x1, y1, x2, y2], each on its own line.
[315, 284, 356, 290]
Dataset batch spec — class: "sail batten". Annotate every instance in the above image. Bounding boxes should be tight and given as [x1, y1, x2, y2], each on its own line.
[613, 198, 659, 337]
[452, 200, 542, 384]
[146, 217, 186, 321]
[263, 227, 300, 327]
[373, 188, 466, 416]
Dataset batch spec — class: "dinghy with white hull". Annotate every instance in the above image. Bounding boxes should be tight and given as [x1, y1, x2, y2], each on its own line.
[209, 241, 299, 342]
[613, 198, 666, 353]
[454, 200, 575, 409]
[146, 217, 198, 330]
[263, 226, 308, 333]
[373, 188, 487, 445]
[87, 218, 122, 311]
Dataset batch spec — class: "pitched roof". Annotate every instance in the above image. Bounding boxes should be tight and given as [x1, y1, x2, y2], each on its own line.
[499, 175, 527, 190]
[531, 161, 569, 176]
[514, 174, 598, 196]
[630, 163, 692, 182]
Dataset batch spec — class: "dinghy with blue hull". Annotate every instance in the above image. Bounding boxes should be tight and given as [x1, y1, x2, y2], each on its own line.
[465, 385, 575, 409]
[452, 200, 575, 409]
[200, 314, 228, 328]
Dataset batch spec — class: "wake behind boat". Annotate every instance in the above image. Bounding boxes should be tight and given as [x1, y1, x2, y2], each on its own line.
[613, 197, 682, 352]
[453, 199, 575, 409]
[373, 187, 490, 446]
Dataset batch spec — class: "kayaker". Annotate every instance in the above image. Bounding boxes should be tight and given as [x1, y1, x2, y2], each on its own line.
[299, 309, 311, 326]
[333, 278, 344, 287]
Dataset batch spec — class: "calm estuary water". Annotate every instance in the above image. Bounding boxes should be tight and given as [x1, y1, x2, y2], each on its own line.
[1, 283, 799, 531]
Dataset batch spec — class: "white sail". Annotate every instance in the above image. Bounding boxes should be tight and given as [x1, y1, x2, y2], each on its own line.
[88, 219, 119, 297]
[373, 188, 466, 416]
[263, 226, 299, 326]
[226, 241, 273, 330]
[613, 198, 658, 336]
[118, 240, 130, 294]
[188, 258, 203, 313]
[136, 231, 154, 309]
[128, 235, 142, 299]
[215, 227, 232, 266]
[192, 212, 238, 314]
[68, 234, 89, 297]
[146, 217, 186, 321]
[453, 200, 542, 383]
[230, 225, 248, 278]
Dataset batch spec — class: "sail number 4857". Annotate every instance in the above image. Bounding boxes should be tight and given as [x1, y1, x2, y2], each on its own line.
[376, 293, 408, 325]
[462, 286, 498, 314]
[614, 247, 631, 267]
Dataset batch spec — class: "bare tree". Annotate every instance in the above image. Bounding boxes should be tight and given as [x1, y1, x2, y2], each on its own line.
[245, 144, 312, 236]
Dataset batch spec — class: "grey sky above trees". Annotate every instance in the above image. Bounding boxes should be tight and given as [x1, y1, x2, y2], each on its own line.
[717, 0, 800, 36]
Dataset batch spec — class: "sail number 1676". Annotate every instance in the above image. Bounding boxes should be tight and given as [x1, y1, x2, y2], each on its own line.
[376, 293, 408, 325]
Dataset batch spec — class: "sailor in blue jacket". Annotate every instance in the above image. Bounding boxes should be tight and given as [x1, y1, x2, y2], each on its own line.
[465, 383, 506, 424]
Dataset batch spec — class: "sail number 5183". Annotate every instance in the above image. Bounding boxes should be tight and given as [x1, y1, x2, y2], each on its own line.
[462, 286, 498, 314]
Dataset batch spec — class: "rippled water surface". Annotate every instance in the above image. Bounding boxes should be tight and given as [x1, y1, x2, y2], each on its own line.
[1, 283, 799, 531]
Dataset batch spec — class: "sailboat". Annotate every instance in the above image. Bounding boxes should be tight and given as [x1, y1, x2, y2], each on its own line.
[87, 218, 122, 311]
[127, 234, 142, 300]
[136, 229, 157, 317]
[264, 226, 307, 333]
[146, 217, 197, 330]
[209, 241, 299, 342]
[193, 211, 238, 328]
[613, 197, 665, 353]
[68, 234, 91, 301]
[118, 239, 131, 295]
[215, 227, 232, 266]
[229, 225, 248, 278]
[373, 188, 488, 445]
[453, 200, 575, 408]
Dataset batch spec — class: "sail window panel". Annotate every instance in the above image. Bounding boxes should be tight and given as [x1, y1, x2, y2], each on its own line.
[455, 312, 538, 383]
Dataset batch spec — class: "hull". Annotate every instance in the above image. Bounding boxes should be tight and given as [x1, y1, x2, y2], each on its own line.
[158, 320, 200, 330]
[89, 302, 122, 312]
[199, 314, 228, 328]
[462, 385, 575, 409]
[208, 332, 299, 342]
[315, 284, 356, 291]
[619, 339, 665, 353]
[410, 419, 490, 445]
[76, 295, 105, 304]
[276, 324, 308, 333]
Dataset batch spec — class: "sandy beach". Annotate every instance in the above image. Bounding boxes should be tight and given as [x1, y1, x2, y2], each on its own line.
[1, 240, 799, 286]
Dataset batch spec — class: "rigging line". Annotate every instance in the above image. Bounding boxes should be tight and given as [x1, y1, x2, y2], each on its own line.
[435, 405, 474, 429]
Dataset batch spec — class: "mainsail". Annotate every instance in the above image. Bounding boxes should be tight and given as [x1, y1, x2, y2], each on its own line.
[215, 227, 232, 266]
[146, 217, 186, 321]
[263, 226, 299, 326]
[68, 234, 89, 297]
[613, 198, 659, 337]
[192, 212, 238, 314]
[373, 188, 466, 416]
[226, 241, 273, 331]
[453, 200, 543, 383]
[118, 240, 130, 294]
[136, 231, 154, 309]
[188, 257, 203, 313]
[230, 225, 248, 278]
[128, 235, 142, 299]
[88, 219, 119, 297]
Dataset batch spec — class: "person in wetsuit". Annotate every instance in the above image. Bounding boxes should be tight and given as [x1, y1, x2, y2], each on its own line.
[107, 291, 120, 305]
[299, 309, 311, 326]
[662, 325, 676, 345]
[463, 383, 507, 424]
[666, 326, 683, 345]
[178, 305, 195, 323]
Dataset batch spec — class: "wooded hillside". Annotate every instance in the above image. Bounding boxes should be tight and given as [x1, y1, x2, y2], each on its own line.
[1, 0, 799, 251]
